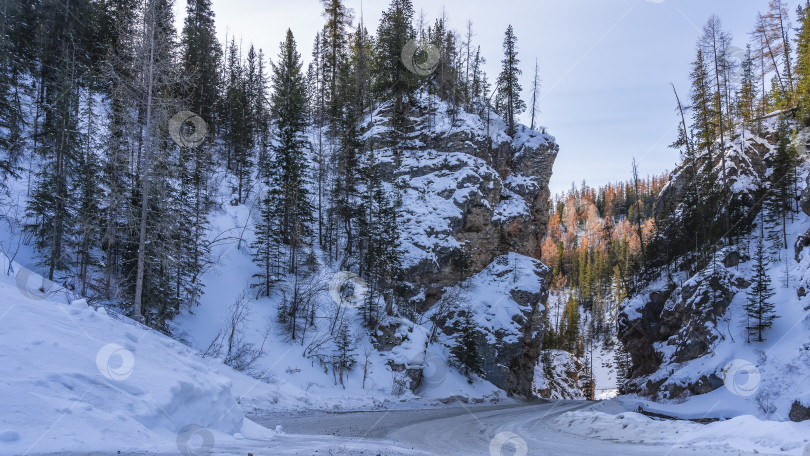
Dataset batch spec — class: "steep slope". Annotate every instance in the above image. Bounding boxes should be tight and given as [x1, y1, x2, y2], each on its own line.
[359, 94, 559, 395]
[361, 94, 558, 308]
[0, 255, 277, 455]
[618, 114, 810, 421]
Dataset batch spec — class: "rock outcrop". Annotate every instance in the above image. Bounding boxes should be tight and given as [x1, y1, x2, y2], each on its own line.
[618, 251, 748, 399]
[425, 253, 550, 397]
[361, 96, 558, 309]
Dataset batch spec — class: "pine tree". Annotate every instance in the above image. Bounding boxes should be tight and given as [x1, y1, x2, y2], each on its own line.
[373, 0, 415, 123]
[451, 312, 484, 382]
[129, 0, 186, 325]
[268, 29, 312, 273]
[181, 0, 222, 131]
[0, 0, 28, 180]
[745, 225, 777, 342]
[72, 94, 104, 296]
[495, 25, 525, 137]
[797, 0, 810, 121]
[737, 45, 758, 125]
[180, 0, 220, 267]
[251, 174, 282, 297]
[320, 0, 353, 132]
[26, 0, 99, 280]
[100, 0, 139, 300]
[766, 117, 798, 249]
[529, 58, 541, 130]
[691, 49, 716, 158]
[223, 38, 254, 204]
[333, 321, 357, 387]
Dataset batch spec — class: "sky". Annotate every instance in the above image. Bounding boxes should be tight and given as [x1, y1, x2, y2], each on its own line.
[174, 0, 800, 195]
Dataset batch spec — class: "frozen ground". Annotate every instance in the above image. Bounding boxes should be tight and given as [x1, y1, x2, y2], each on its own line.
[31, 401, 810, 455]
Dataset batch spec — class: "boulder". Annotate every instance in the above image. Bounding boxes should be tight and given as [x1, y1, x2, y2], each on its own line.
[789, 400, 810, 422]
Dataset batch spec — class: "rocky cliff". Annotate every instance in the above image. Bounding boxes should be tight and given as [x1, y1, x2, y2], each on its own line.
[618, 113, 810, 421]
[361, 95, 558, 309]
[362, 95, 558, 396]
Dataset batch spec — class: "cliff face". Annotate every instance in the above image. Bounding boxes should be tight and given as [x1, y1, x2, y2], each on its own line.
[362, 95, 558, 396]
[425, 253, 550, 396]
[362, 96, 558, 309]
[618, 114, 810, 421]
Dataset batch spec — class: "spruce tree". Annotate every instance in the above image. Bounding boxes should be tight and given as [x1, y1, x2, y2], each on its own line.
[496, 25, 525, 137]
[319, 0, 353, 132]
[797, 1, 810, 121]
[72, 94, 104, 296]
[451, 312, 484, 382]
[181, 0, 222, 131]
[766, 117, 798, 249]
[267, 29, 312, 272]
[746, 225, 777, 342]
[529, 58, 541, 130]
[737, 45, 757, 125]
[223, 38, 254, 203]
[333, 321, 357, 387]
[373, 0, 415, 123]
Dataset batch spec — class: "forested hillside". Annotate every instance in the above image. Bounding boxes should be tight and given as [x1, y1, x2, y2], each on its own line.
[613, 0, 810, 421]
[0, 0, 563, 400]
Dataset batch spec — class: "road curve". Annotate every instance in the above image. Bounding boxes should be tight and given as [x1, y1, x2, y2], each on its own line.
[253, 400, 762, 456]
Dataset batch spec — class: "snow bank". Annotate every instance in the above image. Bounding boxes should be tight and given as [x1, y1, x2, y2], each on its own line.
[551, 403, 810, 455]
[0, 260, 266, 455]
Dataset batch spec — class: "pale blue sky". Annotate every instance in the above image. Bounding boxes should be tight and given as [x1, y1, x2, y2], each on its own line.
[180, 0, 797, 194]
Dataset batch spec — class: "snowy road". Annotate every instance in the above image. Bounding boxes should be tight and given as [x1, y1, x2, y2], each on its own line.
[248, 400, 765, 456]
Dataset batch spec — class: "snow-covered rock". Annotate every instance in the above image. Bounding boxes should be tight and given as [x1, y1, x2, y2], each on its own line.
[426, 253, 550, 397]
[618, 112, 810, 421]
[362, 95, 558, 309]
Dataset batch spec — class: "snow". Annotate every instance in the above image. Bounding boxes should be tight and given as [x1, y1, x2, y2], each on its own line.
[620, 158, 810, 421]
[428, 253, 548, 346]
[552, 399, 810, 455]
[392, 149, 492, 269]
[0, 256, 274, 455]
[533, 350, 585, 399]
[493, 186, 530, 222]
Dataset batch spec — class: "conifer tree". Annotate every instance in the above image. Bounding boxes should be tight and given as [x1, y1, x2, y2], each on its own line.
[746, 225, 777, 342]
[767, 117, 798, 249]
[129, 0, 186, 325]
[223, 39, 254, 203]
[181, 0, 222, 131]
[333, 321, 357, 387]
[529, 58, 541, 130]
[451, 312, 484, 382]
[72, 94, 104, 296]
[267, 29, 312, 272]
[496, 25, 525, 137]
[26, 0, 99, 280]
[797, 1, 810, 121]
[373, 0, 415, 123]
[320, 0, 353, 132]
[738, 45, 758, 125]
